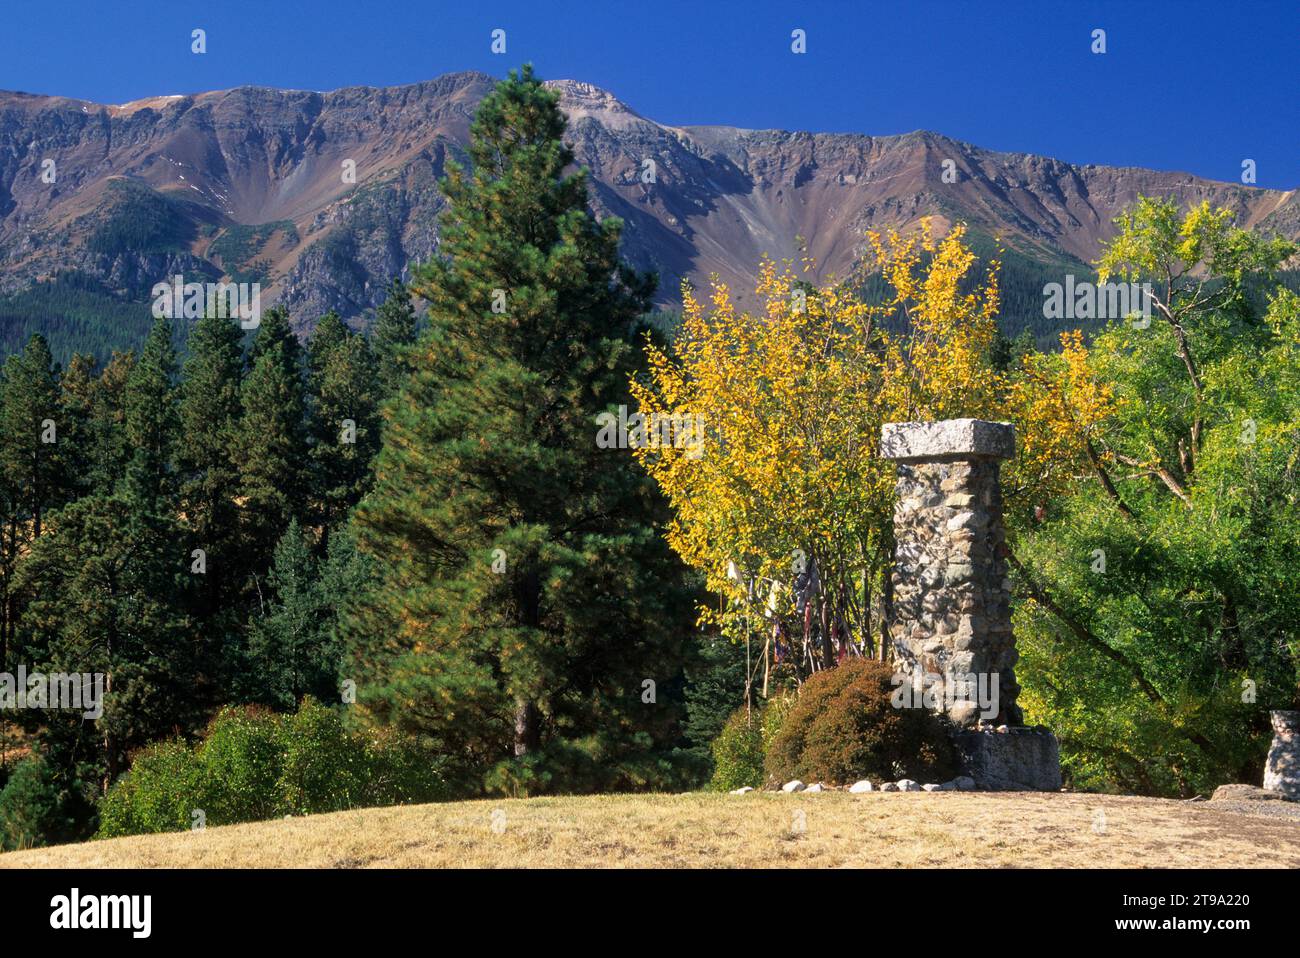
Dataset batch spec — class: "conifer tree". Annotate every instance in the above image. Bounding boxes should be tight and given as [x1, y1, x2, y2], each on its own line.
[120, 317, 179, 510]
[245, 518, 341, 708]
[345, 66, 696, 792]
[17, 319, 203, 790]
[308, 311, 349, 383]
[0, 335, 70, 673]
[236, 306, 308, 573]
[16, 490, 196, 788]
[58, 354, 98, 498]
[86, 351, 135, 495]
[1, 334, 68, 539]
[307, 317, 379, 535]
[371, 279, 418, 397]
[57, 351, 134, 497]
[178, 310, 245, 619]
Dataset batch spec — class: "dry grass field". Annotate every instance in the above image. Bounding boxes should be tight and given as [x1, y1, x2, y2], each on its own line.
[3, 790, 1298, 869]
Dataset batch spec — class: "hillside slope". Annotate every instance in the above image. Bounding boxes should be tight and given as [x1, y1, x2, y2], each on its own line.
[2, 70, 1296, 350]
[3, 791, 1298, 869]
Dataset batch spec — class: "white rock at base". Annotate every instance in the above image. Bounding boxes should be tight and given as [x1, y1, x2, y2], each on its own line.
[897, 779, 922, 792]
[849, 780, 874, 793]
[922, 783, 941, 792]
[729, 786, 754, 795]
[804, 783, 825, 793]
[782, 779, 806, 793]
[879, 782, 899, 792]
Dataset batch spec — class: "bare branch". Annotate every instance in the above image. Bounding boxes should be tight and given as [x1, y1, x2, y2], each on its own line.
[1114, 452, 1193, 508]
[1085, 439, 1136, 519]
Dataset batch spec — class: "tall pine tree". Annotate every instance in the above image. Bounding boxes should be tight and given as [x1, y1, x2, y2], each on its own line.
[16, 490, 197, 790]
[178, 310, 246, 621]
[1, 334, 68, 539]
[87, 351, 135, 495]
[120, 317, 179, 509]
[56, 352, 135, 499]
[244, 518, 341, 708]
[58, 354, 98, 500]
[0, 335, 70, 675]
[307, 315, 380, 536]
[371, 278, 418, 398]
[345, 66, 696, 793]
[236, 306, 308, 575]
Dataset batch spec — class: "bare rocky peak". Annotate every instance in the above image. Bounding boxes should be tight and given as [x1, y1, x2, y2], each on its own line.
[547, 80, 643, 119]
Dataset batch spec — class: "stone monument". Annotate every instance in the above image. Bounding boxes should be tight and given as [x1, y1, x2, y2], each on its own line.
[880, 418, 1061, 791]
[1263, 710, 1300, 800]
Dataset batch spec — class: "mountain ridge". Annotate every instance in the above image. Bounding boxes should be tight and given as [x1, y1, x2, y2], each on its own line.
[1, 70, 1295, 352]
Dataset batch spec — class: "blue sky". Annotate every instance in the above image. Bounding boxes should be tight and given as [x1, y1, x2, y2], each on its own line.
[2, 0, 1295, 187]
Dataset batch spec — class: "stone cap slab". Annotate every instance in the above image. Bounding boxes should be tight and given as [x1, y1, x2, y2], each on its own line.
[880, 419, 1015, 462]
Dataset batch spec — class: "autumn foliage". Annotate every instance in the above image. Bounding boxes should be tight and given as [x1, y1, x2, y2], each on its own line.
[632, 220, 1091, 682]
[635, 196, 1300, 797]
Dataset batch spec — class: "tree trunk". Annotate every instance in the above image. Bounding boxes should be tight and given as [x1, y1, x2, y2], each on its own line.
[880, 565, 894, 662]
[101, 670, 116, 794]
[819, 599, 835, 670]
[860, 566, 875, 658]
[513, 699, 541, 756]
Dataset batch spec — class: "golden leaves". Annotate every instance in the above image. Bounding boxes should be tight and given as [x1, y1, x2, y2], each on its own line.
[1005, 329, 1118, 507]
[633, 258, 889, 608]
[633, 223, 1022, 629]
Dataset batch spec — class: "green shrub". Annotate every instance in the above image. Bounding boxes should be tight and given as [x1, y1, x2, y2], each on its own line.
[276, 698, 371, 815]
[764, 658, 957, 786]
[708, 707, 765, 791]
[96, 741, 208, 838]
[199, 706, 282, 823]
[761, 692, 796, 751]
[363, 730, 450, 806]
[96, 698, 448, 838]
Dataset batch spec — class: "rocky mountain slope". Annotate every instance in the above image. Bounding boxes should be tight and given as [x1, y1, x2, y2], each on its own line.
[0, 70, 1295, 342]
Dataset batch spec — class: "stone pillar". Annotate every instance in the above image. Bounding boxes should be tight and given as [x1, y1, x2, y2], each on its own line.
[880, 418, 1020, 727]
[881, 418, 1060, 791]
[1264, 710, 1300, 799]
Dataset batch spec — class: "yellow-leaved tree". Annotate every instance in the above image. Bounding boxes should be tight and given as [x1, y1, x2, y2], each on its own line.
[631, 220, 1054, 697]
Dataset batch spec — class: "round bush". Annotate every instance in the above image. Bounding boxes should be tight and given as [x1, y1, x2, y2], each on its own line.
[199, 706, 283, 823]
[96, 741, 208, 838]
[764, 658, 957, 786]
[276, 697, 371, 814]
[708, 707, 764, 791]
